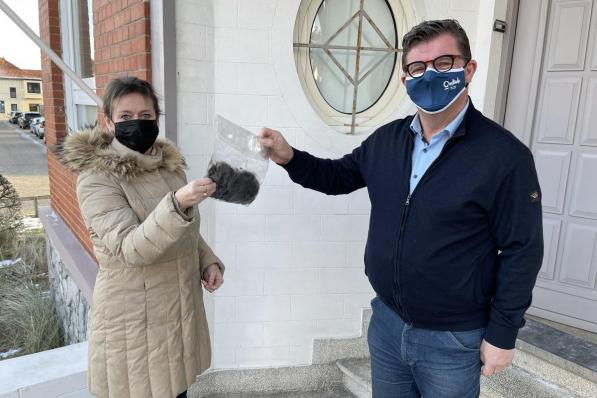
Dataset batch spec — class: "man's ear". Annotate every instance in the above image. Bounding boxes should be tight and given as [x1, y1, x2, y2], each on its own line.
[465, 59, 477, 86]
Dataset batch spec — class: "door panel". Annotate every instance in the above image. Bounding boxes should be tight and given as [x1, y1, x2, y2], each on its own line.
[558, 221, 597, 288]
[534, 149, 571, 214]
[535, 76, 581, 145]
[568, 153, 597, 219]
[540, 216, 563, 280]
[578, 78, 597, 146]
[545, 0, 592, 70]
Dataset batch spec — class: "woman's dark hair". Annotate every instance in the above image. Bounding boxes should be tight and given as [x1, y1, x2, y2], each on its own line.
[102, 76, 161, 120]
[401, 19, 471, 69]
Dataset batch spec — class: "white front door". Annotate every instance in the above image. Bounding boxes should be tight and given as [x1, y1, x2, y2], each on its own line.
[505, 0, 597, 332]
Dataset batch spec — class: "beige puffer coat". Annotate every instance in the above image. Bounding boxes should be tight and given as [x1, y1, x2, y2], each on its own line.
[57, 128, 223, 398]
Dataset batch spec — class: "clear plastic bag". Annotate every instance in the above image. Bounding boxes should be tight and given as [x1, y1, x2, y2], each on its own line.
[206, 115, 269, 205]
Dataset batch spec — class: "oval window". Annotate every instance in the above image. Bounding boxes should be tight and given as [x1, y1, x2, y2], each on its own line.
[309, 0, 397, 114]
[294, 0, 415, 134]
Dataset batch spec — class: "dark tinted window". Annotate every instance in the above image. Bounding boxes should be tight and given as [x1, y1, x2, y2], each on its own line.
[27, 82, 41, 94]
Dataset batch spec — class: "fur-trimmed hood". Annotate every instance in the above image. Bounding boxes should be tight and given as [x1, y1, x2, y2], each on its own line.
[54, 127, 186, 179]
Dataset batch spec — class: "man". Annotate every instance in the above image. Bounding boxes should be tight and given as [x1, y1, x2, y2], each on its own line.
[260, 19, 543, 398]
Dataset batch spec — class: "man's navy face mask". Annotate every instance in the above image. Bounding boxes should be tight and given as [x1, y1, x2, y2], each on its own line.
[114, 119, 159, 154]
[405, 67, 467, 114]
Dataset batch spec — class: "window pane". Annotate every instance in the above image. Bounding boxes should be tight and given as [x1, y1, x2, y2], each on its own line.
[75, 0, 94, 78]
[0, 101, 5, 114]
[311, 0, 360, 46]
[357, 52, 395, 111]
[27, 83, 41, 93]
[76, 105, 97, 129]
[10, 87, 16, 98]
[311, 48, 354, 112]
[308, 0, 397, 114]
[11, 104, 18, 112]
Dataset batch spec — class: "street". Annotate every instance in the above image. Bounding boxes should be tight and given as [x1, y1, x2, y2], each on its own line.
[0, 120, 50, 205]
[0, 120, 48, 176]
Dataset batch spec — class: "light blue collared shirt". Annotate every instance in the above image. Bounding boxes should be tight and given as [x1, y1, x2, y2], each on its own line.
[409, 101, 469, 193]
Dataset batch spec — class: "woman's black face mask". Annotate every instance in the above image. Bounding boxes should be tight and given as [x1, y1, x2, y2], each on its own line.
[114, 119, 159, 154]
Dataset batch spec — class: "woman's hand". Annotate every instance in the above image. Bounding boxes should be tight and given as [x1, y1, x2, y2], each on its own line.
[202, 264, 224, 293]
[175, 178, 216, 210]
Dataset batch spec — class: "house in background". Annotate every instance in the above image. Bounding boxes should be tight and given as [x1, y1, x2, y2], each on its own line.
[1, 0, 595, 396]
[0, 57, 43, 119]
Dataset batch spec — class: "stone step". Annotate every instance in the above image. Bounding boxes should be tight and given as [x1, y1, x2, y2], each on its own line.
[515, 318, 597, 397]
[481, 365, 582, 398]
[207, 386, 357, 398]
[335, 357, 584, 398]
[336, 358, 372, 398]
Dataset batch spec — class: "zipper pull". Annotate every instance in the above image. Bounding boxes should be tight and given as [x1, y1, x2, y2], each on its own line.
[405, 194, 411, 206]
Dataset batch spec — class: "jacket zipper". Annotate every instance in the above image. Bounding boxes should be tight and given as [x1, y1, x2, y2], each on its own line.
[392, 132, 463, 325]
[392, 131, 414, 323]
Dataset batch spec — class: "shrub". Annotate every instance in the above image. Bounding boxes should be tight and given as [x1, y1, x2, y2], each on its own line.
[0, 175, 23, 255]
[0, 229, 62, 360]
[0, 281, 63, 357]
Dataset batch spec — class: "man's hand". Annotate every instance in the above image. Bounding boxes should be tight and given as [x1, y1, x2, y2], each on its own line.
[259, 128, 294, 165]
[202, 264, 223, 293]
[480, 339, 514, 376]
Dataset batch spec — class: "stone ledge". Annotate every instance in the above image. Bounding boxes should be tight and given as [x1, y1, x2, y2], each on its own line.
[0, 342, 91, 398]
[39, 207, 97, 302]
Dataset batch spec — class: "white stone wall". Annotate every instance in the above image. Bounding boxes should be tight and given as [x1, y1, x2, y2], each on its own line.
[47, 240, 90, 345]
[175, 0, 489, 369]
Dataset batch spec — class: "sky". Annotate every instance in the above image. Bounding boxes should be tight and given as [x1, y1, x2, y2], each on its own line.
[0, 0, 41, 70]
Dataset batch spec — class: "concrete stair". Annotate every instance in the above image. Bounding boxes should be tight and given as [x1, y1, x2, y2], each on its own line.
[329, 312, 596, 398]
[335, 357, 585, 398]
[192, 309, 596, 397]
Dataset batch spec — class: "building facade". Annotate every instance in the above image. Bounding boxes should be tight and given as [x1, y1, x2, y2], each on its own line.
[0, 57, 43, 120]
[37, 0, 597, 374]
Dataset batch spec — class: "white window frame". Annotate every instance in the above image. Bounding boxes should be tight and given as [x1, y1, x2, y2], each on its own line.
[293, 0, 416, 134]
[60, 0, 97, 133]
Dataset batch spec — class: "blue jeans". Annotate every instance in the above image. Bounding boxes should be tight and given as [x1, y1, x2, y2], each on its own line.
[368, 297, 484, 398]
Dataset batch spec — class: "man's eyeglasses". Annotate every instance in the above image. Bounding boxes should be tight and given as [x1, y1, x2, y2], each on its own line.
[404, 54, 471, 78]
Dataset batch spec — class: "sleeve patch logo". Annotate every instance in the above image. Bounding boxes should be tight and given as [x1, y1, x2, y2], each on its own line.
[530, 191, 541, 203]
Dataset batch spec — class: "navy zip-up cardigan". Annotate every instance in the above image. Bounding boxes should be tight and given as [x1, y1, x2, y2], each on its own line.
[282, 103, 544, 349]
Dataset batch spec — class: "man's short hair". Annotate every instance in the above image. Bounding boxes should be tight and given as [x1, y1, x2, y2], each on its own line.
[102, 76, 161, 120]
[401, 19, 471, 69]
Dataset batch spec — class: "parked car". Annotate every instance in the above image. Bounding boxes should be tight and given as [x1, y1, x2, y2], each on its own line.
[30, 117, 45, 137]
[38, 120, 45, 141]
[17, 112, 42, 129]
[8, 111, 22, 124]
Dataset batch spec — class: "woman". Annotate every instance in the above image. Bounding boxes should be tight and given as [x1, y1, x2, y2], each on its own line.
[57, 76, 224, 398]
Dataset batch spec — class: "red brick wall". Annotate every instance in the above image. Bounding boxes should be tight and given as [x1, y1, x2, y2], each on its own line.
[94, 0, 152, 120]
[39, 0, 152, 256]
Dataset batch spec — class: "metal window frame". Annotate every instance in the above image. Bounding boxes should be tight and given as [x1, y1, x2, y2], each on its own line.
[294, 0, 402, 134]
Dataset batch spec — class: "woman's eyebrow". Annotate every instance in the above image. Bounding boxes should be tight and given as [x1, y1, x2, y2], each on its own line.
[118, 109, 153, 114]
